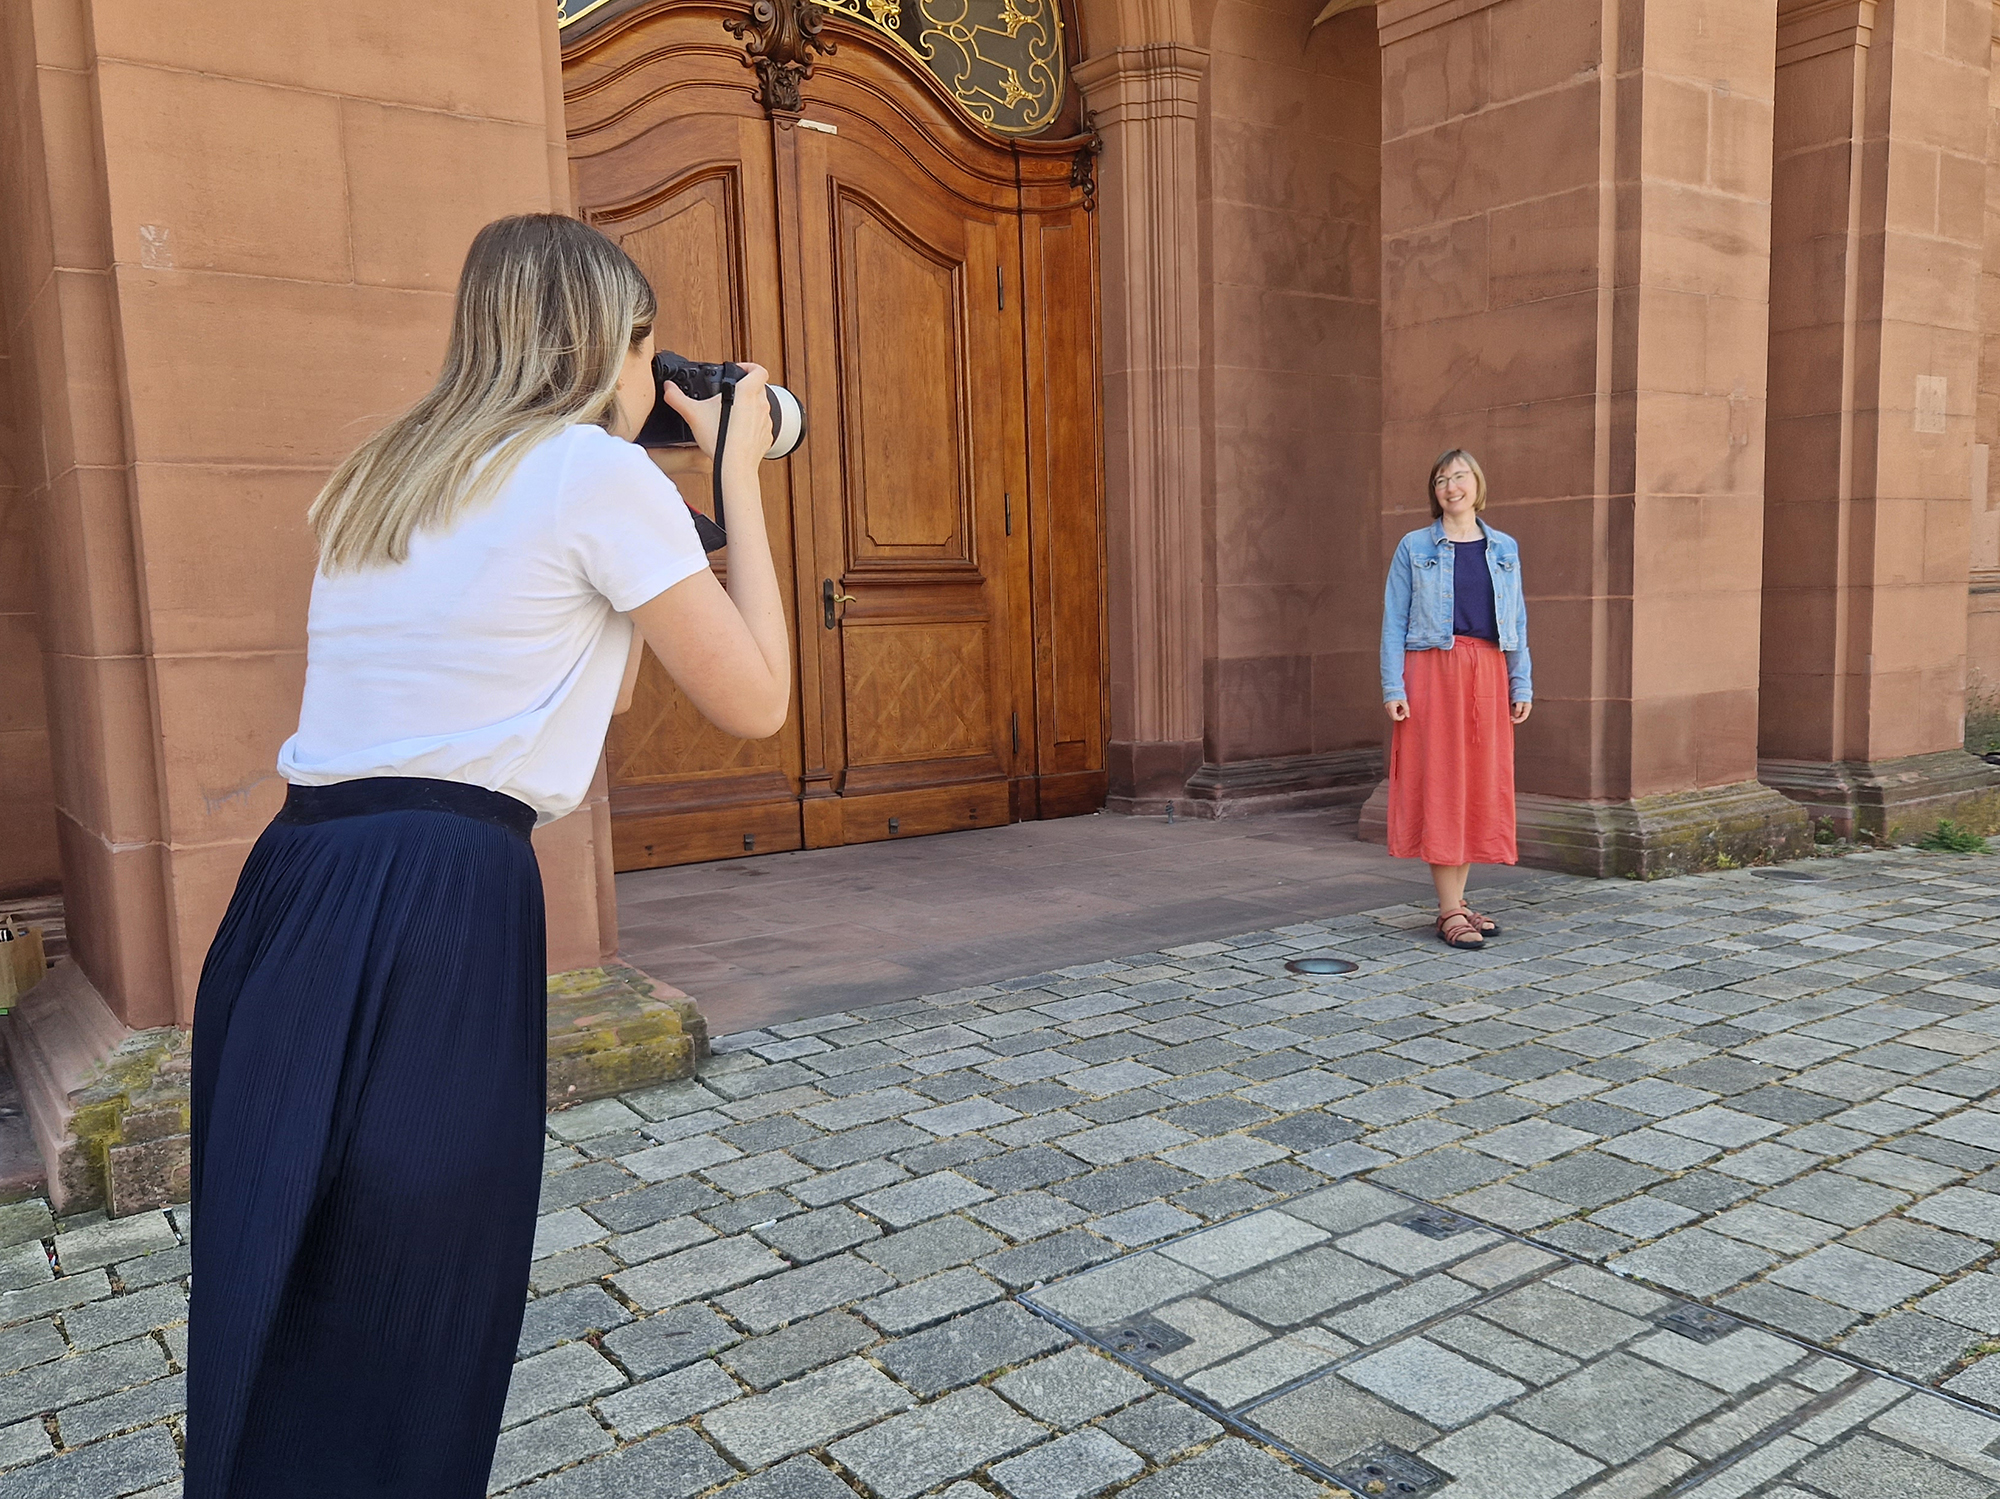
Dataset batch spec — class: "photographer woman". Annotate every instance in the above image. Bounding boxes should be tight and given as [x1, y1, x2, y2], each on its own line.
[185, 215, 789, 1498]
[1380, 450, 1532, 951]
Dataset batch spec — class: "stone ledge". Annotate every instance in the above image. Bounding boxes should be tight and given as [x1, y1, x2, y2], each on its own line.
[1759, 750, 2000, 842]
[547, 961, 710, 1111]
[1359, 778, 1814, 878]
[4, 958, 712, 1218]
[1110, 747, 1383, 819]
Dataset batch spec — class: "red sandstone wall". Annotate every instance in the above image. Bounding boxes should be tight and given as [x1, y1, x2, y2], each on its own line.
[1199, 3, 1383, 765]
[0, 0, 604, 1025]
[0, 243, 59, 899]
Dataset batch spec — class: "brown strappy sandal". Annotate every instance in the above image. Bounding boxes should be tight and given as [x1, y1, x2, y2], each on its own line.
[1437, 909, 1485, 950]
[1465, 909, 1501, 938]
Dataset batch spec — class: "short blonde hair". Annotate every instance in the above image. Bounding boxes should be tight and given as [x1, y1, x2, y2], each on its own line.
[310, 214, 657, 572]
[1428, 449, 1488, 518]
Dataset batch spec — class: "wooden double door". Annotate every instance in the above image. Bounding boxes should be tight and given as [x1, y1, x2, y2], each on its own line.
[564, 4, 1105, 869]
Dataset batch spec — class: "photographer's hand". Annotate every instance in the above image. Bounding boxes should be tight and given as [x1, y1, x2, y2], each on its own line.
[635, 363, 792, 740]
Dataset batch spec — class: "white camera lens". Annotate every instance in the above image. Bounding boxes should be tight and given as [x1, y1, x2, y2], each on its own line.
[765, 385, 805, 461]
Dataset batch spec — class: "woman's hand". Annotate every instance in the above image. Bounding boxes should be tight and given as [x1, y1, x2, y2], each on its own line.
[1511, 700, 1533, 724]
[660, 363, 775, 479]
[1385, 700, 1410, 722]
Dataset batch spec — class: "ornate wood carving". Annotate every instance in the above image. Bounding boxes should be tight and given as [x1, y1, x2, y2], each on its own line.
[1068, 118, 1101, 211]
[724, 0, 837, 115]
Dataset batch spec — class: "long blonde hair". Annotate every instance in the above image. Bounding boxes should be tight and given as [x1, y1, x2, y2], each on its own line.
[310, 214, 656, 572]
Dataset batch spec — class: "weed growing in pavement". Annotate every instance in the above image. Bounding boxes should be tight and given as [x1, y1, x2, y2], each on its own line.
[1919, 819, 1990, 854]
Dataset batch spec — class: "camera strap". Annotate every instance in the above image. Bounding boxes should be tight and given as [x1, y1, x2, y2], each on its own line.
[709, 377, 736, 546]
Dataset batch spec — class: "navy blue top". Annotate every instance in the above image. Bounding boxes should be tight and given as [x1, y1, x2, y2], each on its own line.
[1452, 538, 1499, 641]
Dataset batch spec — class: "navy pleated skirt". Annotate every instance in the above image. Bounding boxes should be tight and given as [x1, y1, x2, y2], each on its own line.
[187, 778, 548, 1499]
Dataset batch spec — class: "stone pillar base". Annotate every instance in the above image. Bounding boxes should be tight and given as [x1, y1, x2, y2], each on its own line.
[1105, 738, 1202, 815]
[1358, 779, 1813, 878]
[3, 958, 714, 1218]
[1179, 749, 1383, 820]
[1759, 751, 2000, 842]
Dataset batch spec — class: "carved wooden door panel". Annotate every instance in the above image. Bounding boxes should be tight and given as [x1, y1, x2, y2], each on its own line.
[789, 122, 1024, 845]
[582, 109, 810, 867]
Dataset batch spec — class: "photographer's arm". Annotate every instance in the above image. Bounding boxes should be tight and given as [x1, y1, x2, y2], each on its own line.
[628, 366, 791, 740]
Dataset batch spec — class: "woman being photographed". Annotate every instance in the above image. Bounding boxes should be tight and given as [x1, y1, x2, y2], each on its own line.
[185, 214, 790, 1498]
[1380, 450, 1532, 951]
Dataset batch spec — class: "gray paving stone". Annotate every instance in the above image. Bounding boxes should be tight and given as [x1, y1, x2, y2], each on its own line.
[989, 1428, 1142, 1499]
[0, 1415, 50, 1470]
[610, 1234, 787, 1311]
[596, 1358, 740, 1435]
[1510, 1350, 1726, 1462]
[1101, 1393, 1221, 1462]
[1717, 1283, 1862, 1342]
[0, 1319, 62, 1377]
[962, 1148, 1089, 1194]
[0, 1335, 166, 1426]
[515, 1427, 732, 1499]
[994, 1347, 1151, 1428]
[1328, 1273, 1480, 1343]
[703, 1357, 915, 1467]
[1122, 1435, 1335, 1499]
[1427, 1314, 1579, 1383]
[1053, 1162, 1200, 1214]
[1757, 1171, 1910, 1228]
[50, 1215, 177, 1276]
[980, 1229, 1118, 1289]
[1477, 1282, 1649, 1358]
[1340, 1337, 1525, 1427]
[755, 1206, 881, 1263]
[860, 1267, 1002, 1334]
[879, 1300, 1069, 1396]
[793, 1161, 909, 1208]
[1094, 1203, 1200, 1246]
[1611, 1228, 1777, 1297]
[52, 1368, 185, 1448]
[1157, 1210, 1326, 1278]
[830, 1385, 1047, 1499]
[500, 1342, 626, 1428]
[1840, 1311, 1978, 1379]
[1944, 1354, 2000, 1405]
[1419, 1415, 1606, 1499]
[855, 1172, 993, 1229]
[716, 1254, 894, 1334]
[0, 1425, 179, 1499]
[715, 1455, 860, 1499]
[517, 1285, 632, 1356]
[1515, 1153, 1664, 1209]
[486, 1406, 614, 1494]
[1910, 1187, 2000, 1239]
[969, 1191, 1088, 1242]
[1795, 1431, 1990, 1499]
[1768, 1244, 1940, 1313]
[859, 1216, 1006, 1281]
[1918, 1271, 2000, 1333]
[721, 1311, 876, 1390]
[599, 1303, 738, 1377]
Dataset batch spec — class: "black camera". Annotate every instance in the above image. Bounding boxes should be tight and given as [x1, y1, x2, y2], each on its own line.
[636, 353, 806, 460]
[637, 353, 805, 552]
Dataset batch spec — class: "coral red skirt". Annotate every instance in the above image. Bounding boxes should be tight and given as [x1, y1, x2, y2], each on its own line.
[1388, 635, 1518, 866]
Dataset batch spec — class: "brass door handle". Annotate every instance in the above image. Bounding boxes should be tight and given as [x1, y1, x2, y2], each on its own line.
[822, 579, 858, 629]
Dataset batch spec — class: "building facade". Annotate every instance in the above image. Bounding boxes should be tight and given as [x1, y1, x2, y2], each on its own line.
[3, 0, 1998, 1204]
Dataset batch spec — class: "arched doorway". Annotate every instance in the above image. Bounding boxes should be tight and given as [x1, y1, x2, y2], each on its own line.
[562, 0, 1106, 869]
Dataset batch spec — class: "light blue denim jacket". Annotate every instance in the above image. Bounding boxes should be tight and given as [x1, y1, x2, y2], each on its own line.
[1380, 518, 1533, 704]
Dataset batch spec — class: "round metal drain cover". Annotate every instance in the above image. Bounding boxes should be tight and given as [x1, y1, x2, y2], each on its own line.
[1286, 956, 1359, 976]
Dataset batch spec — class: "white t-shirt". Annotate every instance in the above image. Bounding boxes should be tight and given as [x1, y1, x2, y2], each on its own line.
[277, 423, 709, 825]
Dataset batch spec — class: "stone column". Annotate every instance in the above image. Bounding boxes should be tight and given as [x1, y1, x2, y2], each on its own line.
[1760, 0, 2000, 840]
[1075, 45, 1212, 812]
[1370, 0, 1808, 876]
[1974, 10, 2000, 716]
[0, 0, 615, 1210]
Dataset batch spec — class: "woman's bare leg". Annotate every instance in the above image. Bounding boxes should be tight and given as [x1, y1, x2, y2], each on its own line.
[1431, 862, 1472, 915]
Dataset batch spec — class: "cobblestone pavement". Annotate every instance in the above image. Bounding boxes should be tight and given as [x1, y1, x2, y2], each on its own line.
[4, 847, 2000, 1496]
